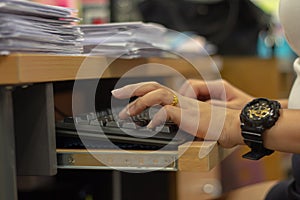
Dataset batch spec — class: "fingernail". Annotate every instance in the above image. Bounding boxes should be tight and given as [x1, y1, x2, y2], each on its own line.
[111, 88, 121, 96]
[147, 121, 153, 129]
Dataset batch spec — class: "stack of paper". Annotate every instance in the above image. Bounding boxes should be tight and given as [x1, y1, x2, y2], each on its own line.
[79, 22, 215, 58]
[79, 22, 178, 58]
[0, 0, 83, 54]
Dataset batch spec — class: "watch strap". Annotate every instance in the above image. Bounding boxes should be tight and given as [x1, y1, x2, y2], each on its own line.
[242, 128, 274, 160]
[242, 149, 274, 160]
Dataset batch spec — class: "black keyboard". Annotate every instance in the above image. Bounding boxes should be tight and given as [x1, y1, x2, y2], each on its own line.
[56, 107, 193, 150]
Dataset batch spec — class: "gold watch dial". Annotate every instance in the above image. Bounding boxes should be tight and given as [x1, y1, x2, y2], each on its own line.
[247, 102, 271, 120]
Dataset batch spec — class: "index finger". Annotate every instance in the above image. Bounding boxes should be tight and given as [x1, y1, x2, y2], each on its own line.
[111, 81, 162, 99]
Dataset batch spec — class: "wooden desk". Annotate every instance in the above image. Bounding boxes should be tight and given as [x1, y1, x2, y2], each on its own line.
[0, 53, 226, 200]
[0, 53, 218, 84]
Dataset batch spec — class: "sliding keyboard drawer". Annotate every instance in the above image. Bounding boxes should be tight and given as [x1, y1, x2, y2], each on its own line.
[57, 149, 178, 171]
[57, 141, 234, 172]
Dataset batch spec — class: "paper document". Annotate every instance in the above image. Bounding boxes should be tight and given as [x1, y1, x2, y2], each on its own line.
[79, 22, 214, 59]
[0, 0, 83, 55]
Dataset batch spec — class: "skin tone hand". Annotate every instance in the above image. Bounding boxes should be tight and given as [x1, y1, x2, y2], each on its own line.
[111, 81, 243, 148]
[112, 81, 300, 153]
[177, 79, 300, 152]
[178, 79, 289, 109]
[178, 79, 254, 109]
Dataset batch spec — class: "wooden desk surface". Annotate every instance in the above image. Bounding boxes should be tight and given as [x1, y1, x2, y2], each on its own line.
[0, 53, 218, 85]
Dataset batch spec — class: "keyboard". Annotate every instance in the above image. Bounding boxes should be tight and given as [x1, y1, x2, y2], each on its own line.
[56, 107, 194, 150]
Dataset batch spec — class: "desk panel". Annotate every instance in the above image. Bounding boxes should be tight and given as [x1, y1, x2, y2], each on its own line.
[0, 53, 220, 84]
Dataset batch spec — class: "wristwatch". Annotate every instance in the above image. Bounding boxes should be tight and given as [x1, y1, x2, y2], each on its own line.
[240, 98, 281, 160]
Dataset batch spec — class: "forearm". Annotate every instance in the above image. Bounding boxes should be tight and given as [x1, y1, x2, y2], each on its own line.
[263, 109, 300, 153]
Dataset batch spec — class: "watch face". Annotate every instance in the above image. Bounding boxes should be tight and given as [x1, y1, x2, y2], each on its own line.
[245, 99, 271, 121]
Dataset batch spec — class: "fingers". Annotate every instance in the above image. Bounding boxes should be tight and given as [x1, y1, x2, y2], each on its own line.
[148, 104, 201, 138]
[147, 105, 181, 128]
[112, 82, 188, 119]
[179, 79, 227, 101]
[178, 79, 201, 99]
[178, 79, 212, 100]
[112, 82, 202, 137]
[118, 88, 178, 119]
[111, 81, 161, 99]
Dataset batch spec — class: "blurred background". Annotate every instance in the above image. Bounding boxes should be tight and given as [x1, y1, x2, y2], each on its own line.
[32, 0, 295, 57]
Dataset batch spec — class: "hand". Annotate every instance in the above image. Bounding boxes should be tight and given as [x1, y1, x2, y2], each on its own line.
[111, 81, 243, 148]
[178, 79, 253, 109]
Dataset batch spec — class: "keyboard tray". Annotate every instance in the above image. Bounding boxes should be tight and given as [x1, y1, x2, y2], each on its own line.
[56, 108, 194, 150]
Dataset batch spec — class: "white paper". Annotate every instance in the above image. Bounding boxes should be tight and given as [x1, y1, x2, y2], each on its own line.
[0, 0, 83, 54]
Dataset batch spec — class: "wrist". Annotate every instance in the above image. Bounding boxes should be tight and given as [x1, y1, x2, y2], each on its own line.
[231, 109, 245, 146]
[222, 109, 244, 148]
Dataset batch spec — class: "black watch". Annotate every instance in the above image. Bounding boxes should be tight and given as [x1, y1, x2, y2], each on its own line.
[240, 98, 281, 160]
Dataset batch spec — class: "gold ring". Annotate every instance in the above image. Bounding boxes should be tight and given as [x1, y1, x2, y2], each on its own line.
[171, 94, 179, 106]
